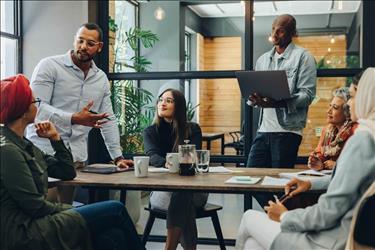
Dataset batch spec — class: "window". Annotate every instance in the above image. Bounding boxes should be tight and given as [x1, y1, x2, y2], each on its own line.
[1, 0, 21, 78]
[99, 1, 368, 163]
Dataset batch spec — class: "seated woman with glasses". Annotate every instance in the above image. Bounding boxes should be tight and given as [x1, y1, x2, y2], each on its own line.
[143, 88, 208, 250]
[0, 75, 144, 250]
[308, 86, 358, 171]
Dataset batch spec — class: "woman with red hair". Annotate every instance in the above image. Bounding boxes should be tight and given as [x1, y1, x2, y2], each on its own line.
[0, 75, 144, 250]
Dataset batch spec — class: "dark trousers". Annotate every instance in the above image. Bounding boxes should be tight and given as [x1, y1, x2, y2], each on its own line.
[74, 200, 144, 250]
[247, 132, 302, 207]
[247, 132, 302, 168]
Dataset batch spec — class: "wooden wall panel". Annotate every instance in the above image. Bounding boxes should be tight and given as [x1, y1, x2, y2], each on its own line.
[294, 35, 347, 156]
[197, 37, 242, 155]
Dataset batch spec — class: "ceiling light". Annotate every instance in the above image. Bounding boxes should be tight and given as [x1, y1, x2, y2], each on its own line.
[328, 48, 332, 52]
[338, 1, 343, 10]
[330, 36, 335, 44]
[154, 6, 165, 21]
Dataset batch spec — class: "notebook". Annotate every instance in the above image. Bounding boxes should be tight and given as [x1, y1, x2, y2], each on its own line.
[82, 164, 134, 174]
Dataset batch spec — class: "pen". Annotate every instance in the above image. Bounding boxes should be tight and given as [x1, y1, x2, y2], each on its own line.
[89, 110, 111, 121]
[274, 193, 290, 204]
[297, 173, 323, 177]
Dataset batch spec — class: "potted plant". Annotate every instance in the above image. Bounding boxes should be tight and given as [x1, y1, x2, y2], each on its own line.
[109, 16, 159, 153]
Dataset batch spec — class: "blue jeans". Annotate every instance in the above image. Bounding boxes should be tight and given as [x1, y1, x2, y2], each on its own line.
[246, 132, 302, 168]
[73, 200, 144, 250]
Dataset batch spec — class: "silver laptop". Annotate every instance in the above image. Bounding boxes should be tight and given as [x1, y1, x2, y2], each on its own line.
[236, 70, 290, 101]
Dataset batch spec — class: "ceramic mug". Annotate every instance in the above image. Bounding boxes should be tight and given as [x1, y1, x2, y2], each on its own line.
[166, 153, 179, 173]
[133, 156, 149, 177]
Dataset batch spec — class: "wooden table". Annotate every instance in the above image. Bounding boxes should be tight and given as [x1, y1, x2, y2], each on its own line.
[202, 133, 225, 155]
[56, 168, 323, 210]
[55, 168, 324, 247]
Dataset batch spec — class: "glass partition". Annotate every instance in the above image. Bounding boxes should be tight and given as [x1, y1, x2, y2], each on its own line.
[254, 0, 362, 68]
[111, 77, 243, 156]
[109, 1, 245, 73]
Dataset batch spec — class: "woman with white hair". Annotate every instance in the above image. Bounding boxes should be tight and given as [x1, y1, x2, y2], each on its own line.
[235, 68, 375, 250]
[308, 87, 358, 171]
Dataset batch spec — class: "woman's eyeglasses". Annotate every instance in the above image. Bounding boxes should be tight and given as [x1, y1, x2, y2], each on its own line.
[158, 97, 174, 104]
[31, 98, 41, 107]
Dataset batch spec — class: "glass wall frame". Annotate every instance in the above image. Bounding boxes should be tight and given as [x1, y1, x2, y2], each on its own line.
[97, 0, 372, 164]
[0, 0, 22, 78]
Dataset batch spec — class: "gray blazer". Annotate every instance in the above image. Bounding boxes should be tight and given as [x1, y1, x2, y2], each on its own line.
[271, 131, 375, 250]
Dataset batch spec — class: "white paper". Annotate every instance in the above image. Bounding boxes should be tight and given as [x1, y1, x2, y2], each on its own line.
[261, 176, 289, 186]
[225, 176, 261, 185]
[279, 169, 332, 180]
[209, 166, 233, 173]
[148, 167, 170, 173]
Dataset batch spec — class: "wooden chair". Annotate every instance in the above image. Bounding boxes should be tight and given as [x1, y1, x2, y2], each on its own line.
[142, 203, 226, 250]
[223, 131, 244, 155]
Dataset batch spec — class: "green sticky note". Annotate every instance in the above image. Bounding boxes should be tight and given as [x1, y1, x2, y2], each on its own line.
[235, 176, 252, 181]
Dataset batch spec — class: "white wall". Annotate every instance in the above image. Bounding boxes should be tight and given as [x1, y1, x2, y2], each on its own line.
[22, 1, 88, 78]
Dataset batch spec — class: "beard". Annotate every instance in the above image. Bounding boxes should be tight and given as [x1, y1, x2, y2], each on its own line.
[75, 50, 95, 63]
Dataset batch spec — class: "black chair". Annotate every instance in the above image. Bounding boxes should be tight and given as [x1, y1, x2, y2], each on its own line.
[223, 131, 244, 155]
[142, 203, 226, 250]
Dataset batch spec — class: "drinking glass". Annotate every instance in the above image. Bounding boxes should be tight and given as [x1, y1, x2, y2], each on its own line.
[196, 150, 210, 173]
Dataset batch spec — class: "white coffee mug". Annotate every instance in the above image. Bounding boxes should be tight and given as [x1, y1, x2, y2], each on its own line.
[133, 156, 149, 177]
[166, 153, 179, 173]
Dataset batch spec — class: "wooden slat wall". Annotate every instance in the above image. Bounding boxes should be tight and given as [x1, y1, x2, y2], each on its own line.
[197, 37, 242, 154]
[293, 35, 347, 156]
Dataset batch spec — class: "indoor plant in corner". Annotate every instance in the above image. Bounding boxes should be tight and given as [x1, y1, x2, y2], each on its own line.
[109, 17, 159, 153]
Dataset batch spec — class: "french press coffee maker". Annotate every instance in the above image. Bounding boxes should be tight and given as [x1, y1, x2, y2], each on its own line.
[178, 141, 196, 176]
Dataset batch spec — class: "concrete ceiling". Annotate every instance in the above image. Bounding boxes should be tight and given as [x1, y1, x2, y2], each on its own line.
[188, 1, 361, 17]
[187, 1, 361, 36]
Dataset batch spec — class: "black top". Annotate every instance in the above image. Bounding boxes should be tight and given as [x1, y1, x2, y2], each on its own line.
[143, 120, 202, 167]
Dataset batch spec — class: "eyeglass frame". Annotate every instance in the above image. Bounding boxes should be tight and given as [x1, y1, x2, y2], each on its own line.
[31, 98, 41, 107]
[75, 36, 103, 48]
[158, 97, 175, 104]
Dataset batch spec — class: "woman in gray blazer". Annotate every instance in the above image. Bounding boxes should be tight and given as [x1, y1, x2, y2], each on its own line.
[235, 68, 375, 250]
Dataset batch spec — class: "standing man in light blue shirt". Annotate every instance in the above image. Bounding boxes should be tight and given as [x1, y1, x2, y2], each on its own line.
[247, 14, 316, 170]
[26, 23, 132, 203]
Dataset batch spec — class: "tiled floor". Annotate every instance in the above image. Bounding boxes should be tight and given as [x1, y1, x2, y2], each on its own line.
[135, 193, 263, 250]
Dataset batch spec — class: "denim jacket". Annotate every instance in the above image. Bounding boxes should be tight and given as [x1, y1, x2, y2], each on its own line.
[256, 43, 317, 131]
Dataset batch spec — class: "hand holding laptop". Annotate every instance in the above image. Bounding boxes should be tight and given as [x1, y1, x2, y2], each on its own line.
[236, 70, 291, 107]
[248, 93, 286, 108]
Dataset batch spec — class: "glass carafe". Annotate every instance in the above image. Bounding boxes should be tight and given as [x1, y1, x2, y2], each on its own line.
[178, 144, 196, 176]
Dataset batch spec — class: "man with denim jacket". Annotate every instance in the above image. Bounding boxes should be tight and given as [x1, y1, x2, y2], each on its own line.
[247, 14, 316, 170]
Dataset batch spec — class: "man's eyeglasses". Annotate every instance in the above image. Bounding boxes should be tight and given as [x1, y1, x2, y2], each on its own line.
[158, 97, 175, 104]
[76, 38, 102, 48]
[31, 98, 41, 107]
